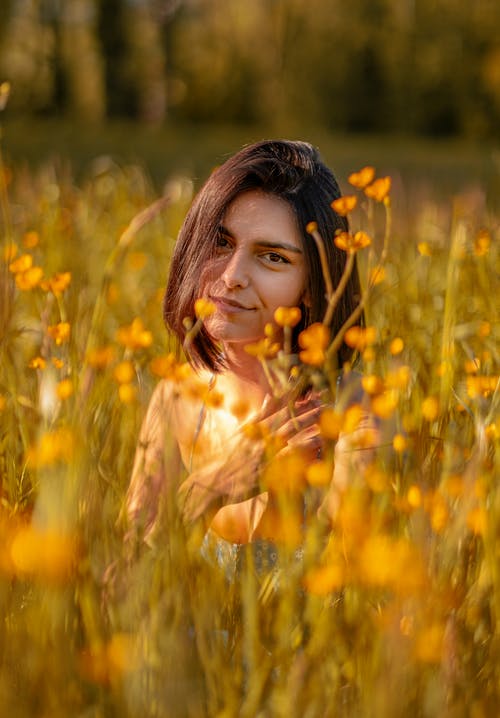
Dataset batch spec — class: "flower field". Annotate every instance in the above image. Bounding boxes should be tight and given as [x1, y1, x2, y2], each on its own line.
[0, 116, 498, 717]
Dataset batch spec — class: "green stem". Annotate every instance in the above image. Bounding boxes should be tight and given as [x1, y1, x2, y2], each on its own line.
[323, 252, 355, 327]
[310, 227, 334, 299]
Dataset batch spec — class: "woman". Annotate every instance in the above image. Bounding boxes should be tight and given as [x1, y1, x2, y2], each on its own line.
[126, 140, 375, 557]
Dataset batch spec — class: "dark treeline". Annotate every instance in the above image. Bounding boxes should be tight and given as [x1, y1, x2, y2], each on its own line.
[1, 0, 499, 138]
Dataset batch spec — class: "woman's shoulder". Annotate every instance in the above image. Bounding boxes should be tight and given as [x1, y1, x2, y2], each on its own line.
[146, 364, 213, 407]
[145, 365, 215, 438]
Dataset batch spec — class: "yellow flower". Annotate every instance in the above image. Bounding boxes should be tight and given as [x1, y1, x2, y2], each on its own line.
[9, 253, 33, 273]
[15, 266, 44, 290]
[485, 422, 498, 442]
[319, 404, 363, 438]
[149, 353, 178, 378]
[429, 492, 449, 533]
[344, 325, 377, 351]
[467, 506, 487, 536]
[194, 297, 216, 319]
[348, 166, 375, 189]
[477, 321, 490, 338]
[274, 306, 302, 327]
[331, 195, 357, 216]
[303, 563, 345, 595]
[364, 176, 391, 202]
[385, 365, 411, 390]
[393, 433, 407, 453]
[244, 337, 280, 359]
[52, 357, 64, 369]
[464, 357, 480, 374]
[466, 375, 498, 398]
[407, 485, 422, 508]
[364, 464, 389, 492]
[100, 633, 139, 675]
[359, 535, 426, 594]
[116, 318, 153, 350]
[389, 337, 404, 355]
[27, 428, 74, 467]
[47, 322, 71, 345]
[56, 378, 73, 400]
[417, 242, 433, 257]
[306, 459, 332, 487]
[79, 633, 139, 685]
[371, 390, 399, 419]
[362, 346, 376, 362]
[334, 230, 372, 254]
[262, 449, 308, 494]
[29, 356, 47, 370]
[299, 322, 330, 349]
[118, 383, 136, 403]
[85, 345, 116, 369]
[421, 396, 439, 421]
[342, 404, 364, 434]
[361, 374, 384, 395]
[114, 360, 135, 384]
[43, 271, 72, 295]
[473, 228, 491, 256]
[23, 230, 40, 248]
[10, 525, 77, 582]
[298, 322, 330, 366]
[299, 347, 325, 366]
[319, 408, 344, 439]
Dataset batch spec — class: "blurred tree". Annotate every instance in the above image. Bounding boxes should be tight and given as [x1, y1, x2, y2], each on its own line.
[0, 0, 105, 122]
[1, 0, 499, 137]
[0, 0, 55, 113]
[96, 0, 131, 116]
[120, 0, 168, 124]
[55, 0, 106, 122]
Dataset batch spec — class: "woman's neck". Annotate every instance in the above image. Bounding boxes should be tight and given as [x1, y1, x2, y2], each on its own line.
[218, 347, 271, 411]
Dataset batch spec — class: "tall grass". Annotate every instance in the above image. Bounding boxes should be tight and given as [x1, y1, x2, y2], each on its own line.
[0, 132, 498, 717]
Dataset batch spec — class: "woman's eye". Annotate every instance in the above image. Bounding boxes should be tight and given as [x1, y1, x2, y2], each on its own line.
[263, 252, 289, 264]
[216, 233, 232, 250]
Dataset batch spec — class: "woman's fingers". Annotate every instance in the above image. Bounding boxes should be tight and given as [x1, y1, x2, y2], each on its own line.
[256, 398, 322, 435]
[274, 405, 321, 443]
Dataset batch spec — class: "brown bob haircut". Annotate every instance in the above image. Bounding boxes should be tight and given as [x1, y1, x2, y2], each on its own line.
[163, 139, 363, 371]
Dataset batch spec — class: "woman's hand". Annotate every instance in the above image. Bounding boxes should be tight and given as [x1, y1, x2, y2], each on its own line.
[254, 392, 324, 462]
[178, 393, 324, 526]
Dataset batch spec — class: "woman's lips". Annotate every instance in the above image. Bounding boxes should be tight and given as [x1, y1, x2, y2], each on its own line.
[210, 296, 254, 313]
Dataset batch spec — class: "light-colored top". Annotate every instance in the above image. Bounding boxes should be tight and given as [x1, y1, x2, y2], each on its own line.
[126, 366, 378, 552]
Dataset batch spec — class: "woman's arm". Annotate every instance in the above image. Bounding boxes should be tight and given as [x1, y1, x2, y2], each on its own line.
[126, 380, 181, 543]
[317, 413, 380, 524]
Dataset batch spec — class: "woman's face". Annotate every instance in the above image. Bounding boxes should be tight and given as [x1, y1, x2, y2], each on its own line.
[200, 190, 308, 348]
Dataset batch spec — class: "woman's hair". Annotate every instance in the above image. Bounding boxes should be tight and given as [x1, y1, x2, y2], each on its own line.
[163, 139, 363, 370]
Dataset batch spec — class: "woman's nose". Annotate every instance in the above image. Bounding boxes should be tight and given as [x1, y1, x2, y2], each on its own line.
[221, 251, 250, 289]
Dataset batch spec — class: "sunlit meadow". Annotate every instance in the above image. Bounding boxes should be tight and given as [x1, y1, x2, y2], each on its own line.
[0, 103, 499, 716]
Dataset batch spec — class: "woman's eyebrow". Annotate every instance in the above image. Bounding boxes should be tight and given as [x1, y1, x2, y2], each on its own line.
[257, 240, 303, 254]
[219, 225, 303, 254]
